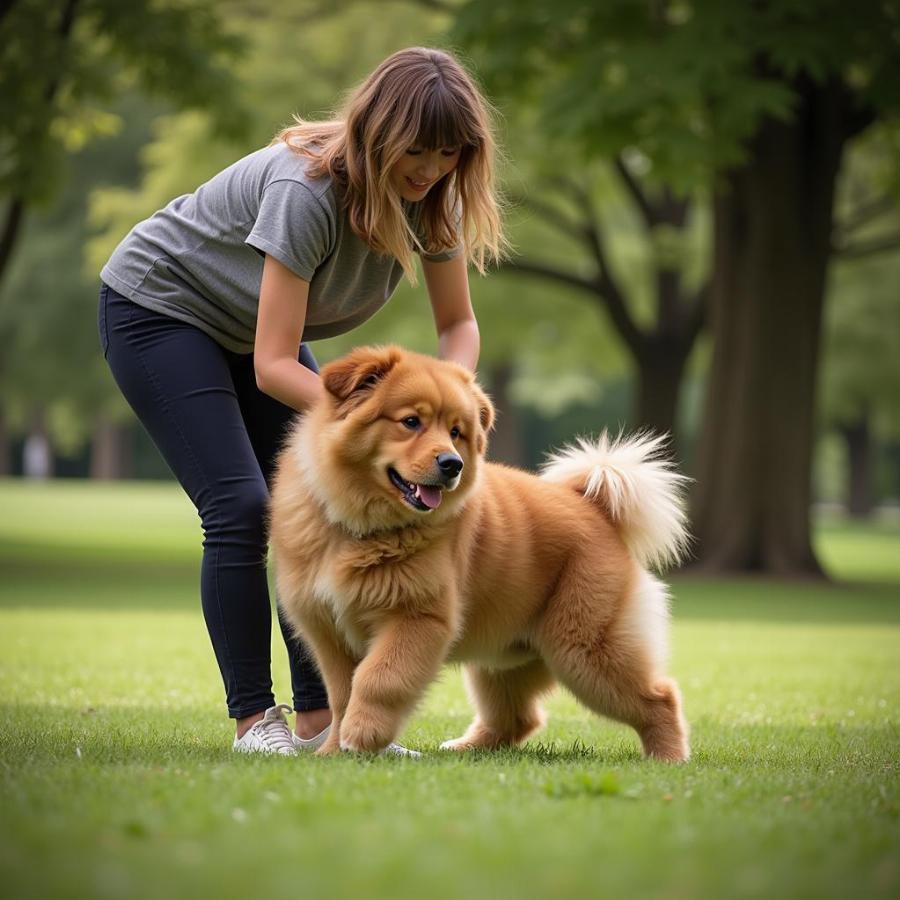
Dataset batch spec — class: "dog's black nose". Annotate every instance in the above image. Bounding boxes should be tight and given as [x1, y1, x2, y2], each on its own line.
[436, 453, 464, 479]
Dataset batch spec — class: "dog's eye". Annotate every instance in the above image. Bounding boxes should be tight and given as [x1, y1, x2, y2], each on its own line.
[450, 426, 461, 440]
[402, 416, 421, 430]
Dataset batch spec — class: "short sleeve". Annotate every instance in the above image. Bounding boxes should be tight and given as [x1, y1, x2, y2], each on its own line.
[246, 180, 335, 281]
[420, 244, 463, 263]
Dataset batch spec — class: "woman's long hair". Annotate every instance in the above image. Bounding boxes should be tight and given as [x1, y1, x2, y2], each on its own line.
[273, 47, 505, 282]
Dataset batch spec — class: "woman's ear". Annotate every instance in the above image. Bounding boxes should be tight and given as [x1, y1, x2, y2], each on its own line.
[321, 345, 402, 413]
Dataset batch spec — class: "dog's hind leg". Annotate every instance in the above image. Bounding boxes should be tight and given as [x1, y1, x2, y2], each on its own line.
[537, 568, 690, 762]
[440, 659, 555, 750]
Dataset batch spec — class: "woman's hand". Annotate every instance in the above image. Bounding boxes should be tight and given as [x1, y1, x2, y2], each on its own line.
[254, 255, 324, 411]
[423, 254, 480, 371]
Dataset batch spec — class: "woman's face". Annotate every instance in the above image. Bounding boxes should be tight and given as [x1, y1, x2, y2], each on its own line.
[390, 146, 462, 201]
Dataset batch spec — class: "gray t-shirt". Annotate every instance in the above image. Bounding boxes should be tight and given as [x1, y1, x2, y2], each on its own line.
[100, 142, 459, 353]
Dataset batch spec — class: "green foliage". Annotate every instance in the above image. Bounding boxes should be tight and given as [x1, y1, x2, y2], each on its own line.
[0, 92, 163, 441]
[0, 0, 246, 204]
[452, 0, 900, 189]
[0, 0, 248, 449]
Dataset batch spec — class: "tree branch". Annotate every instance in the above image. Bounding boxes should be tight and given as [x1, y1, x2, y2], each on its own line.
[0, 0, 77, 291]
[613, 155, 657, 227]
[512, 177, 645, 354]
[834, 195, 896, 241]
[500, 256, 646, 356]
[0, 196, 25, 284]
[833, 232, 900, 260]
[559, 179, 645, 352]
[509, 192, 588, 245]
[658, 185, 690, 228]
[48, 0, 79, 102]
[499, 258, 598, 295]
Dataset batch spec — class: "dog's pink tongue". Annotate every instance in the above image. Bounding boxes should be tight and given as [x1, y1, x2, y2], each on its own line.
[415, 484, 443, 509]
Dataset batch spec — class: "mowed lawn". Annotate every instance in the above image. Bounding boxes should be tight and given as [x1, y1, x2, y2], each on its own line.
[0, 479, 897, 900]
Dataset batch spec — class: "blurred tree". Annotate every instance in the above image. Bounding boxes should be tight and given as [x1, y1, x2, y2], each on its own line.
[496, 145, 709, 445]
[0, 93, 160, 478]
[452, 0, 900, 575]
[820, 257, 900, 517]
[0, 0, 245, 283]
[819, 129, 900, 517]
[0, 0, 246, 474]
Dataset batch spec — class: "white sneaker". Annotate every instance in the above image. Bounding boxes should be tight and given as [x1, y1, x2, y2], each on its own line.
[384, 742, 421, 758]
[292, 724, 330, 752]
[294, 724, 421, 757]
[233, 704, 297, 756]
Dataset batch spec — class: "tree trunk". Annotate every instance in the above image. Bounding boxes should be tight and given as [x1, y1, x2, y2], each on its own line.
[0, 196, 25, 285]
[634, 337, 691, 441]
[0, 0, 79, 290]
[692, 77, 851, 577]
[838, 414, 873, 519]
[484, 362, 526, 467]
[0, 410, 10, 476]
[90, 418, 133, 480]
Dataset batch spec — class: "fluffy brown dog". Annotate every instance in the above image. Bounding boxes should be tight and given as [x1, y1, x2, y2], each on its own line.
[271, 346, 690, 761]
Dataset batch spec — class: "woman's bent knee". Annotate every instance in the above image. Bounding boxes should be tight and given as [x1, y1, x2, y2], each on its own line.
[200, 480, 271, 550]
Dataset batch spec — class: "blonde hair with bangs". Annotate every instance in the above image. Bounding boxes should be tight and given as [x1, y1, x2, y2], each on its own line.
[273, 47, 505, 282]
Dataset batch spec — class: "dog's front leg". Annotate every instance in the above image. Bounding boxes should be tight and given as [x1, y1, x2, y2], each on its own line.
[340, 612, 454, 753]
[296, 611, 358, 754]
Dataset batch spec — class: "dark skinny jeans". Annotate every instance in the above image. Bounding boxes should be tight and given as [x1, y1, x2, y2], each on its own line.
[98, 283, 328, 718]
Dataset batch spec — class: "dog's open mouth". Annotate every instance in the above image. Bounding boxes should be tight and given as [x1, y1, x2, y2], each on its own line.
[388, 468, 443, 511]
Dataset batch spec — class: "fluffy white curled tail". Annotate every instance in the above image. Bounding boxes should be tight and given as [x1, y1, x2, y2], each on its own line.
[540, 431, 691, 571]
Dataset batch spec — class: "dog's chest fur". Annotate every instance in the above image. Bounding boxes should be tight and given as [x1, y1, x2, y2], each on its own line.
[306, 525, 456, 656]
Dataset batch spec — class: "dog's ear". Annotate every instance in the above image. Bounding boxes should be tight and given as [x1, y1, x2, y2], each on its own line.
[471, 382, 495, 453]
[321, 345, 402, 413]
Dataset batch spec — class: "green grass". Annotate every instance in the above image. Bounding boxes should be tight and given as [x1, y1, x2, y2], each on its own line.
[0, 479, 898, 900]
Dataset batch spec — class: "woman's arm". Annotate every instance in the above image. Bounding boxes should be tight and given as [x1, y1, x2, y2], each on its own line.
[254, 254, 324, 411]
[422, 254, 480, 371]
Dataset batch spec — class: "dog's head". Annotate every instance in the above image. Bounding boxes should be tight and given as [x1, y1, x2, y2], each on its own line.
[300, 345, 494, 534]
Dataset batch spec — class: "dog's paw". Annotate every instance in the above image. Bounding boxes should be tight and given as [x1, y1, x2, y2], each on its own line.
[339, 724, 390, 754]
[314, 743, 342, 756]
[439, 736, 478, 751]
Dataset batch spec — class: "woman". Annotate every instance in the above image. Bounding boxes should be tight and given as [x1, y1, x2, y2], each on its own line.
[98, 47, 504, 755]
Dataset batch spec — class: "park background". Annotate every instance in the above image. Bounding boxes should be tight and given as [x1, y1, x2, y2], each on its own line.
[0, 2, 898, 899]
